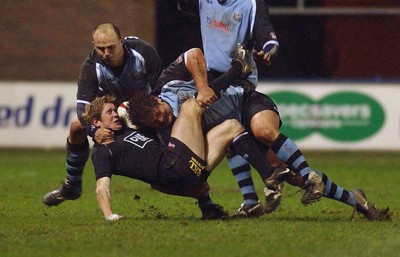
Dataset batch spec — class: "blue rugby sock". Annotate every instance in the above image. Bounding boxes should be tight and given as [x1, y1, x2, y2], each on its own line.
[66, 138, 89, 181]
[312, 171, 356, 207]
[228, 155, 259, 206]
[271, 133, 312, 176]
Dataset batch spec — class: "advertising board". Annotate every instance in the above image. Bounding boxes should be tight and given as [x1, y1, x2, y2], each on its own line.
[0, 81, 399, 149]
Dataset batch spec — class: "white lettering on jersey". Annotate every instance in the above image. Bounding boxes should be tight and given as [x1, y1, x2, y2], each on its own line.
[124, 131, 153, 149]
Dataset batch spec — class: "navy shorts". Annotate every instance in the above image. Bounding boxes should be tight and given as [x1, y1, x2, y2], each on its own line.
[242, 90, 282, 131]
[159, 137, 208, 192]
[201, 86, 244, 133]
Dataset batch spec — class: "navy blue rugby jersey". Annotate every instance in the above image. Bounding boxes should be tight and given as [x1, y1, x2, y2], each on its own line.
[76, 37, 163, 124]
[92, 129, 166, 185]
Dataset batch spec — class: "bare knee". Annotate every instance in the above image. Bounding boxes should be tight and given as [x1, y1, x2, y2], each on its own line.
[250, 110, 281, 145]
[252, 125, 279, 146]
[68, 118, 87, 144]
[180, 98, 203, 115]
[222, 119, 244, 136]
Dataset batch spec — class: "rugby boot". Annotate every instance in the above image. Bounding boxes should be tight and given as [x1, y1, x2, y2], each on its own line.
[231, 201, 265, 218]
[231, 43, 253, 77]
[43, 178, 82, 206]
[301, 171, 325, 206]
[352, 189, 391, 221]
[264, 183, 283, 213]
[264, 167, 290, 213]
[201, 203, 229, 220]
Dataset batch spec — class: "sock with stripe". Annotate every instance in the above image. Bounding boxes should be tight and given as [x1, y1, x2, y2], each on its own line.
[307, 171, 356, 206]
[271, 133, 356, 206]
[65, 138, 89, 182]
[227, 155, 259, 206]
[271, 133, 312, 176]
[231, 131, 274, 181]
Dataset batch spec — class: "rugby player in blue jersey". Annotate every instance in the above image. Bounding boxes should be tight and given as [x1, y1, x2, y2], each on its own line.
[177, 0, 281, 215]
[130, 48, 390, 221]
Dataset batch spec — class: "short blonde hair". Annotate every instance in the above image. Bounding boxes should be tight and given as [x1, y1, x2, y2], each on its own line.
[82, 95, 116, 124]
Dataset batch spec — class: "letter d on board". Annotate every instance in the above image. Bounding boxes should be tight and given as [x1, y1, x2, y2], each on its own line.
[42, 97, 62, 127]
[15, 96, 33, 127]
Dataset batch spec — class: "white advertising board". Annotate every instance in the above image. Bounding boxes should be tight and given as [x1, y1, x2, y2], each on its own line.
[0, 81, 399, 150]
[0, 82, 76, 148]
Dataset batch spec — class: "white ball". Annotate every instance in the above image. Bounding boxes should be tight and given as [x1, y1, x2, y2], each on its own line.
[117, 101, 138, 129]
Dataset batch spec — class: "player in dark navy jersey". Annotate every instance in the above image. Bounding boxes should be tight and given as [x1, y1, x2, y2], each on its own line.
[83, 95, 251, 221]
[43, 23, 163, 207]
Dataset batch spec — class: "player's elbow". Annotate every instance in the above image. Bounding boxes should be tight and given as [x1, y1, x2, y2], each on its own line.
[186, 48, 204, 61]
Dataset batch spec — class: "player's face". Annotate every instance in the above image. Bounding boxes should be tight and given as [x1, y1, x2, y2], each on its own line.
[93, 30, 124, 68]
[146, 101, 173, 129]
[98, 103, 123, 131]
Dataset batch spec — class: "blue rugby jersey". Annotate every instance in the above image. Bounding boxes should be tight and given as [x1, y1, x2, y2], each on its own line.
[198, 0, 277, 85]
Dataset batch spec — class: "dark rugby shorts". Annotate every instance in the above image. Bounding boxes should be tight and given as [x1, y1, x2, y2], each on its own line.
[159, 137, 208, 192]
[242, 90, 282, 130]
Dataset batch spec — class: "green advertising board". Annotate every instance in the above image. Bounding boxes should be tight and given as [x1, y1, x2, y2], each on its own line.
[269, 91, 385, 142]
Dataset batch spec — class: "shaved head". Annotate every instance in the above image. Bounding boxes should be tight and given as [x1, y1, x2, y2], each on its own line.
[92, 22, 124, 68]
[92, 22, 121, 40]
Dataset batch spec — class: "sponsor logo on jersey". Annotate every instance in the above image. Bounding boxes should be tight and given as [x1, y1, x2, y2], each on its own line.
[206, 17, 229, 32]
[168, 142, 176, 148]
[124, 131, 153, 148]
[232, 12, 242, 22]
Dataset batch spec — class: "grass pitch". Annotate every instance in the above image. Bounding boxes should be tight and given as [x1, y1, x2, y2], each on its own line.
[0, 149, 399, 257]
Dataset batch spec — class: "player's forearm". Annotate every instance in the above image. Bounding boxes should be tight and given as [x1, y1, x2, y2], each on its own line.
[185, 48, 209, 91]
[96, 188, 113, 218]
[253, 0, 278, 52]
[185, 49, 216, 106]
[76, 102, 89, 126]
[96, 179, 113, 218]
